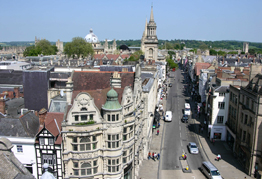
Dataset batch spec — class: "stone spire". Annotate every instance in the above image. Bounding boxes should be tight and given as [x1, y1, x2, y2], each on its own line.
[104, 39, 108, 52]
[143, 18, 147, 36]
[149, 6, 154, 22]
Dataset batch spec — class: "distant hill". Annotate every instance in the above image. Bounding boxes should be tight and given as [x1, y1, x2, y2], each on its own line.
[1, 40, 262, 51]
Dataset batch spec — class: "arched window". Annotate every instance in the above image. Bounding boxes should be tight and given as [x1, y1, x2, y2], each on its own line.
[80, 137, 91, 151]
[149, 48, 153, 56]
[81, 162, 92, 175]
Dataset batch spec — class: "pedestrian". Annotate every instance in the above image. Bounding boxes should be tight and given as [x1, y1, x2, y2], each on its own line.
[152, 152, 155, 161]
[154, 153, 157, 161]
[157, 153, 160, 160]
[158, 122, 160, 128]
[148, 151, 151, 160]
[157, 130, 159, 135]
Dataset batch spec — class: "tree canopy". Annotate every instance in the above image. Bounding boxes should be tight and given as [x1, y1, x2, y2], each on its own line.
[64, 37, 94, 58]
[23, 39, 57, 57]
[126, 50, 144, 61]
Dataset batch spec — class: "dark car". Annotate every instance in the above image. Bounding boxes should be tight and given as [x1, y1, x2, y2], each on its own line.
[182, 114, 188, 123]
[169, 83, 172, 87]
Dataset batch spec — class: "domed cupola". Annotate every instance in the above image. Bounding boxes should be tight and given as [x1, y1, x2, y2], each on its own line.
[85, 28, 99, 43]
[102, 88, 122, 111]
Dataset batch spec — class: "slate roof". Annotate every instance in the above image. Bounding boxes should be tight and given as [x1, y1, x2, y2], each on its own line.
[100, 65, 134, 72]
[213, 86, 229, 93]
[72, 71, 135, 91]
[50, 72, 71, 79]
[72, 87, 123, 111]
[0, 111, 39, 137]
[0, 70, 23, 85]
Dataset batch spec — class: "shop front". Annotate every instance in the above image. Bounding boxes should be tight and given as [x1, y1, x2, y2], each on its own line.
[209, 125, 226, 141]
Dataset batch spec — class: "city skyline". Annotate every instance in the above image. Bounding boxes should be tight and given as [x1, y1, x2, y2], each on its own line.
[1, 0, 262, 43]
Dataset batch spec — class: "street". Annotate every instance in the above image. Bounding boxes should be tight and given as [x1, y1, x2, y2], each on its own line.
[160, 67, 206, 179]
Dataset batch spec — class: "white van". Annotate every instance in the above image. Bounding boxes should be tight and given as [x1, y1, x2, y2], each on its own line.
[201, 161, 222, 179]
[165, 111, 172, 122]
[184, 103, 191, 116]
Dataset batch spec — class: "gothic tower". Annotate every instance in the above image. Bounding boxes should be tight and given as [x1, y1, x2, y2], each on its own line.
[142, 6, 158, 62]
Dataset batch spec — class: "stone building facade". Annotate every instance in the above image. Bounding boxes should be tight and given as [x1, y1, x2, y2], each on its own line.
[61, 65, 156, 179]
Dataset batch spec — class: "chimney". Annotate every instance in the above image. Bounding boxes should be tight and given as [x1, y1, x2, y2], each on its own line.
[39, 108, 47, 127]
[14, 87, 20, 98]
[0, 98, 6, 114]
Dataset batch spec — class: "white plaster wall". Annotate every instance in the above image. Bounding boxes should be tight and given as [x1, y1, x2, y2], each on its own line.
[7, 137, 37, 178]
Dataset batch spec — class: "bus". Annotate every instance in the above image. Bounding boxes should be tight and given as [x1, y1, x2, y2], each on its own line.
[184, 103, 191, 116]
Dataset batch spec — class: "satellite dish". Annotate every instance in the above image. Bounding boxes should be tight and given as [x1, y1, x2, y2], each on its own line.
[60, 90, 64, 97]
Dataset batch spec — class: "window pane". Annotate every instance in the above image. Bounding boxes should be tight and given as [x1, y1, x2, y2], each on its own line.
[87, 168, 91, 175]
[93, 143, 96, 150]
[108, 135, 111, 140]
[116, 114, 119, 121]
[80, 144, 85, 151]
[112, 159, 115, 165]
[93, 136, 96, 141]
[116, 141, 119, 147]
[112, 142, 115, 148]
[73, 137, 77, 143]
[93, 167, 98, 174]
[108, 166, 111, 172]
[90, 114, 93, 120]
[116, 166, 119, 172]
[108, 142, 111, 148]
[86, 144, 91, 150]
[73, 162, 78, 168]
[116, 134, 119, 140]
[80, 137, 90, 143]
[73, 169, 79, 176]
[81, 115, 87, 121]
[112, 115, 115, 121]
[108, 159, 111, 165]
[73, 145, 78, 151]
[93, 160, 97, 166]
[108, 115, 110, 121]
[112, 166, 115, 172]
[112, 135, 115, 140]
[75, 115, 79, 121]
[81, 169, 86, 175]
[117, 159, 119, 164]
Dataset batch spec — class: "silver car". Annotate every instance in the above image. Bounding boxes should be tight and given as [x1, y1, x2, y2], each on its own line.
[188, 142, 199, 154]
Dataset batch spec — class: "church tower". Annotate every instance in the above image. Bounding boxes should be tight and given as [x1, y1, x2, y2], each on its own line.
[142, 6, 158, 62]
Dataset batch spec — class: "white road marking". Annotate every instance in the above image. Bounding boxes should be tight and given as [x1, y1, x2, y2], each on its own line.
[180, 132, 181, 138]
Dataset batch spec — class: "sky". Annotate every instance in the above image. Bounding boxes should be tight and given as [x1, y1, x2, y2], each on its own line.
[0, 0, 262, 43]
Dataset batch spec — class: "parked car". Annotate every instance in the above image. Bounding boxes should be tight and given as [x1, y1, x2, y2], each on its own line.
[188, 142, 199, 154]
[169, 83, 172, 87]
[182, 114, 188, 123]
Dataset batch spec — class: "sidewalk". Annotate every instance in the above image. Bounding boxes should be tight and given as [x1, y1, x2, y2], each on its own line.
[194, 105, 252, 179]
[138, 97, 166, 179]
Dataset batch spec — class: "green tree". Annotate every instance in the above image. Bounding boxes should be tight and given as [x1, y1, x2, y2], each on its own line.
[241, 51, 245, 54]
[36, 39, 57, 55]
[126, 50, 144, 61]
[168, 51, 176, 59]
[64, 37, 94, 58]
[227, 51, 238, 54]
[248, 49, 256, 55]
[209, 49, 217, 55]
[217, 50, 226, 56]
[23, 45, 42, 57]
[199, 43, 208, 51]
[180, 44, 185, 50]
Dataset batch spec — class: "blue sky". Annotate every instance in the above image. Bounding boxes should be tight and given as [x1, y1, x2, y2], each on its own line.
[1, 0, 262, 42]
